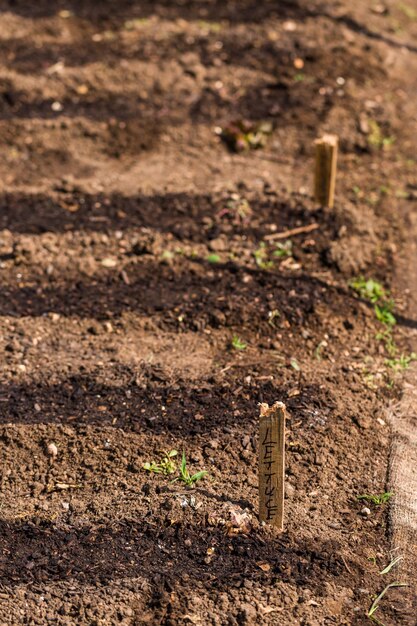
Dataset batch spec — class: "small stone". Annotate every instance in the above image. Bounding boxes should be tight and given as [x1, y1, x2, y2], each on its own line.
[359, 115, 370, 135]
[47, 443, 58, 458]
[51, 101, 63, 112]
[208, 237, 227, 252]
[240, 450, 250, 460]
[285, 484, 295, 498]
[353, 415, 371, 429]
[101, 258, 117, 268]
[242, 435, 251, 449]
[360, 507, 371, 516]
[283, 20, 297, 31]
[238, 603, 257, 623]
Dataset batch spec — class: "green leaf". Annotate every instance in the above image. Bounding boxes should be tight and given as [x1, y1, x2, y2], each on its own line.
[207, 253, 221, 264]
[190, 471, 208, 483]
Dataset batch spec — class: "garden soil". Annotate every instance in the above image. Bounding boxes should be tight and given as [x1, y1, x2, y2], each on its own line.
[0, 1, 416, 625]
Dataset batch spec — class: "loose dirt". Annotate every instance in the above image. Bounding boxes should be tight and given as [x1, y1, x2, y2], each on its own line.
[0, 1, 416, 624]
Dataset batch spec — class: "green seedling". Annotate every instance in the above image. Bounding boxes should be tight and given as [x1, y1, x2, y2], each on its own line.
[314, 340, 327, 361]
[374, 302, 396, 328]
[221, 196, 252, 225]
[367, 582, 408, 624]
[350, 277, 386, 303]
[385, 352, 417, 372]
[173, 451, 208, 486]
[254, 242, 273, 269]
[379, 555, 403, 575]
[376, 329, 397, 356]
[294, 73, 305, 82]
[143, 449, 178, 475]
[124, 18, 149, 29]
[395, 189, 409, 199]
[273, 240, 293, 258]
[399, 3, 417, 19]
[231, 335, 247, 351]
[160, 250, 174, 261]
[220, 119, 273, 153]
[197, 20, 223, 32]
[357, 492, 394, 505]
[207, 253, 221, 264]
[290, 358, 300, 371]
[367, 120, 395, 150]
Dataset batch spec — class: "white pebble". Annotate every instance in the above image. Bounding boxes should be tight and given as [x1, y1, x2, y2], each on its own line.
[47, 443, 58, 458]
[361, 507, 371, 516]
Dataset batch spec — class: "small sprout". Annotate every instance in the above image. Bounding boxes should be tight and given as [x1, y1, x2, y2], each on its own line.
[357, 492, 394, 505]
[160, 250, 174, 261]
[124, 17, 149, 30]
[374, 302, 396, 328]
[314, 340, 327, 361]
[220, 119, 273, 153]
[207, 253, 221, 264]
[350, 277, 386, 303]
[379, 555, 403, 575]
[376, 329, 397, 356]
[290, 358, 300, 371]
[350, 277, 396, 329]
[143, 450, 178, 475]
[172, 451, 208, 486]
[231, 335, 247, 351]
[367, 120, 395, 150]
[395, 189, 409, 199]
[399, 3, 417, 19]
[294, 73, 305, 81]
[254, 242, 273, 269]
[273, 240, 293, 258]
[197, 20, 222, 32]
[367, 582, 408, 623]
[385, 352, 417, 372]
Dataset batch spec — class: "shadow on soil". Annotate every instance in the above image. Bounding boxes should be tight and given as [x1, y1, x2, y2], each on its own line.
[0, 191, 320, 236]
[0, 516, 344, 589]
[0, 373, 332, 432]
[1, 0, 305, 23]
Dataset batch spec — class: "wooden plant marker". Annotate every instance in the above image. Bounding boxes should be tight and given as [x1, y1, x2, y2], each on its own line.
[259, 401, 286, 531]
[314, 134, 338, 208]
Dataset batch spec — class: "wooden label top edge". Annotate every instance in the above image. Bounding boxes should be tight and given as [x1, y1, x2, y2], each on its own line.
[259, 401, 287, 418]
[314, 134, 339, 147]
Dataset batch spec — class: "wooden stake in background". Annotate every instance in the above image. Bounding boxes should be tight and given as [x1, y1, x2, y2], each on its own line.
[259, 401, 286, 531]
[314, 134, 338, 208]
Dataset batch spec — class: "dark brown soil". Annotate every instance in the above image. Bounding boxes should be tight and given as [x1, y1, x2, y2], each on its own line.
[0, 1, 416, 624]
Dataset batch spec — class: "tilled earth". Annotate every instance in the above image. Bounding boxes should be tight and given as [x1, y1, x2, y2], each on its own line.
[0, 1, 416, 625]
